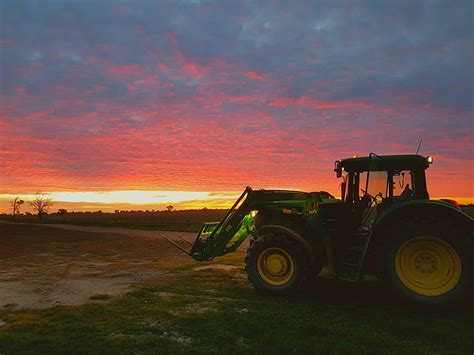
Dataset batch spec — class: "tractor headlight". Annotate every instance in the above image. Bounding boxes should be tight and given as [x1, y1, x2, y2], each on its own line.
[426, 156, 433, 164]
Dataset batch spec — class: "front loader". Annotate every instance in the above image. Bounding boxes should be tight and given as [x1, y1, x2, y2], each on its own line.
[172, 154, 473, 305]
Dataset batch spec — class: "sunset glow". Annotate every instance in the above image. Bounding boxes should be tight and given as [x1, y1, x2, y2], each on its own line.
[1, 1, 472, 212]
[0, 190, 241, 212]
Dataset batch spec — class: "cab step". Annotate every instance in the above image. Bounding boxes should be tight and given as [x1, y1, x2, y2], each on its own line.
[339, 229, 371, 281]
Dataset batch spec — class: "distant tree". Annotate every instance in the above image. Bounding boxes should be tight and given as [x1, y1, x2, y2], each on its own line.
[166, 205, 174, 212]
[114, 209, 120, 214]
[11, 197, 24, 218]
[29, 192, 53, 220]
[57, 208, 68, 215]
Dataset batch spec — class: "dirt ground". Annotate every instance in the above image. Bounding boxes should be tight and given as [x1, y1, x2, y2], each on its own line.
[0, 223, 242, 309]
[0, 221, 198, 241]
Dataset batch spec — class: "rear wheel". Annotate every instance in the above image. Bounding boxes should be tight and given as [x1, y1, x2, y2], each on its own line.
[245, 231, 308, 294]
[384, 223, 472, 305]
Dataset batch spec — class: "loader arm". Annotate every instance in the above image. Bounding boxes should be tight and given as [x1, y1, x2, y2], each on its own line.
[190, 187, 256, 261]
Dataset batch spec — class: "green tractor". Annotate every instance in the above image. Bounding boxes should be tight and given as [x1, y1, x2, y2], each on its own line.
[184, 154, 472, 304]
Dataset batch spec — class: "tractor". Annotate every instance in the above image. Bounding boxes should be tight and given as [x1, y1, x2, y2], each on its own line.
[179, 154, 472, 305]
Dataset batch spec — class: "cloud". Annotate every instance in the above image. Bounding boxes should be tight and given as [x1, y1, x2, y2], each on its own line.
[244, 71, 265, 81]
[0, 0, 472, 201]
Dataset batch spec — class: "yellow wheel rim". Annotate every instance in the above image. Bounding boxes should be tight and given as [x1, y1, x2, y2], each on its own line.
[395, 236, 462, 297]
[257, 247, 295, 286]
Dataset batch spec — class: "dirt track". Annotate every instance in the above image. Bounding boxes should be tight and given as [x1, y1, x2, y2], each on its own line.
[0, 223, 234, 310]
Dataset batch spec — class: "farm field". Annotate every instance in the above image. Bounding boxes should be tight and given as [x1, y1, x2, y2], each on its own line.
[2, 206, 473, 232]
[0, 223, 473, 353]
[0, 209, 228, 233]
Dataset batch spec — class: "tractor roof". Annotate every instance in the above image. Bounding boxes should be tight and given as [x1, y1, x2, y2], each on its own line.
[340, 154, 430, 172]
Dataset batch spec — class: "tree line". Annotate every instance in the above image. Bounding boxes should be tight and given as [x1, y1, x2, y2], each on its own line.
[9, 194, 182, 220]
[10, 192, 53, 220]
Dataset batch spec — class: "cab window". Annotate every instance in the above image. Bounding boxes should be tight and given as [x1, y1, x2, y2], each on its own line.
[391, 170, 414, 199]
[358, 171, 388, 199]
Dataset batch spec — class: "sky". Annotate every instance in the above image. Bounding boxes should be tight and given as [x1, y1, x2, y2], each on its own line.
[0, 0, 473, 212]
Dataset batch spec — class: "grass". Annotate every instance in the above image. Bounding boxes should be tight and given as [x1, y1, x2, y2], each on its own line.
[89, 294, 114, 301]
[1, 261, 473, 353]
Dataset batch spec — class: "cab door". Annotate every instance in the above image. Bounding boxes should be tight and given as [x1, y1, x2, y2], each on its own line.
[357, 170, 388, 230]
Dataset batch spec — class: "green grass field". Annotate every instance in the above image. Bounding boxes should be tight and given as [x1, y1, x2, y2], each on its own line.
[1, 263, 473, 353]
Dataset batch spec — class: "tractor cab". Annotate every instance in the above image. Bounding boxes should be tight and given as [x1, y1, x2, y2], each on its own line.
[335, 154, 432, 230]
[317, 154, 435, 280]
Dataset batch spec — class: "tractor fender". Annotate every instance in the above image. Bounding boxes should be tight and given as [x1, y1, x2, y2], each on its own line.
[257, 225, 312, 253]
[257, 224, 327, 277]
[376, 200, 474, 225]
[363, 200, 473, 274]
[372, 200, 473, 236]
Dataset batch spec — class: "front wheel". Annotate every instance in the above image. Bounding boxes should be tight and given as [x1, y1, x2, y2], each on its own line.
[384, 225, 472, 305]
[245, 232, 308, 294]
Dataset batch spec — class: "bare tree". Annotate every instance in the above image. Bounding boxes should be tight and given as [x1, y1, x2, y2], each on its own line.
[11, 197, 24, 218]
[29, 193, 53, 220]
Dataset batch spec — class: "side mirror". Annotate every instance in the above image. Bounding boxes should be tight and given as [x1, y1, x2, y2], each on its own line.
[334, 160, 342, 178]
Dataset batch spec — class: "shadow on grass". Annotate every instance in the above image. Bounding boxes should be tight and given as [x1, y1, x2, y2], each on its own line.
[286, 276, 474, 315]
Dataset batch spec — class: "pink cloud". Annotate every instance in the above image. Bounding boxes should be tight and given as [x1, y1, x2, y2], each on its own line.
[108, 64, 145, 76]
[95, 44, 116, 51]
[85, 85, 108, 95]
[244, 71, 265, 81]
[14, 86, 27, 95]
[182, 62, 209, 79]
[153, 32, 233, 81]
[268, 96, 386, 112]
[267, 97, 295, 108]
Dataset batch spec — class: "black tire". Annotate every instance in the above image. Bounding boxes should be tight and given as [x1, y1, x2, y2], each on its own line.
[245, 230, 309, 294]
[383, 220, 473, 305]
